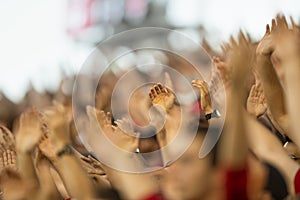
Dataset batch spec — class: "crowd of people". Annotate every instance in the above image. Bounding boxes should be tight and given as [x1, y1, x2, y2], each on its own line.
[1, 14, 300, 200]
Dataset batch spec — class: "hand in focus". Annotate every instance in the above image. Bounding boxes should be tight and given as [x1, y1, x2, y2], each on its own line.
[149, 83, 175, 112]
[192, 80, 213, 114]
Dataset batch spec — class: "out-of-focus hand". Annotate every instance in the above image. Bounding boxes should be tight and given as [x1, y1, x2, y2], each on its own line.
[0, 149, 17, 171]
[247, 82, 267, 117]
[86, 106, 139, 153]
[16, 108, 43, 154]
[0, 125, 15, 152]
[38, 132, 58, 162]
[43, 102, 71, 152]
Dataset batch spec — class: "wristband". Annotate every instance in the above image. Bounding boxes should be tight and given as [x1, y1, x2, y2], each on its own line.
[205, 109, 221, 120]
[57, 145, 74, 157]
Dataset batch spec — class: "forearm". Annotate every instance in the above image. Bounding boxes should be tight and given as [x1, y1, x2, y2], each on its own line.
[256, 55, 288, 129]
[220, 90, 248, 169]
[38, 164, 62, 200]
[283, 56, 300, 147]
[17, 152, 40, 199]
[244, 111, 299, 193]
[17, 152, 40, 188]
[53, 154, 95, 200]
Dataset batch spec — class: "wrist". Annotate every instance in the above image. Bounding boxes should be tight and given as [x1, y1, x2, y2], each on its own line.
[204, 107, 213, 115]
[56, 144, 73, 158]
[257, 54, 271, 63]
[52, 144, 73, 166]
[205, 109, 221, 120]
[16, 147, 34, 155]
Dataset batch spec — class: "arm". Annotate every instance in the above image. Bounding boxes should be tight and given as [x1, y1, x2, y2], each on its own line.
[256, 22, 289, 136]
[41, 104, 95, 200]
[35, 150, 62, 200]
[148, 83, 181, 164]
[15, 108, 44, 199]
[243, 111, 299, 194]
[86, 106, 159, 200]
[276, 16, 300, 145]
[218, 32, 252, 169]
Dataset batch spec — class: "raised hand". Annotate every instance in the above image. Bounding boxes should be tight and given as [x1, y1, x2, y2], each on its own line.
[80, 155, 105, 175]
[256, 24, 274, 57]
[247, 82, 267, 117]
[87, 106, 139, 153]
[115, 117, 135, 137]
[38, 132, 57, 162]
[148, 82, 181, 153]
[273, 15, 300, 62]
[0, 149, 17, 171]
[192, 80, 213, 114]
[16, 108, 43, 154]
[229, 32, 255, 85]
[256, 15, 296, 60]
[149, 83, 175, 111]
[104, 122, 139, 153]
[290, 16, 300, 32]
[43, 102, 71, 152]
[0, 125, 15, 151]
[212, 56, 231, 89]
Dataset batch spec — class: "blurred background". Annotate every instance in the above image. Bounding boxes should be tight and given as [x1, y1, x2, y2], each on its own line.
[0, 0, 299, 103]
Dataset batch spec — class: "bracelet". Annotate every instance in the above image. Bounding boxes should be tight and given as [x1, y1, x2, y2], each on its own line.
[57, 145, 74, 157]
[205, 109, 221, 120]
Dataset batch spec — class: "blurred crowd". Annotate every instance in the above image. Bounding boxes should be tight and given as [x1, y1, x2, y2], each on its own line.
[1, 14, 300, 200]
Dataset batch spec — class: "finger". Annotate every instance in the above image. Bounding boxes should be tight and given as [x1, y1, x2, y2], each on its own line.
[87, 155, 101, 165]
[151, 88, 157, 97]
[154, 84, 162, 94]
[112, 125, 117, 131]
[276, 14, 288, 29]
[290, 16, 299, 31]
[11, 151, 16, 164]
[271, 19, 277, 32]
[200, 81, 209, 94]
[198, 84, 208, 96]
[3, 150, 8, 166]
[98, 110, 107, 126]
[114, 120, 121, 127]
[149, 92, 154, 101]
[81, 156, 92, 163]
[192, 81, 201, 88]
[106, 112, 112, 125]
[0, 143, 5, 153]
[86, 106, 97, 121]
[238, 31, 248, 46]
[7, 150, 12, 164]
[230, 35, 237, 49]
[157, 84, 165, 94]
[133, 132, 140, 148]
[164, 72, 173, 90]
[0, 156, 3, 168]
[249, 85, 256, 97]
